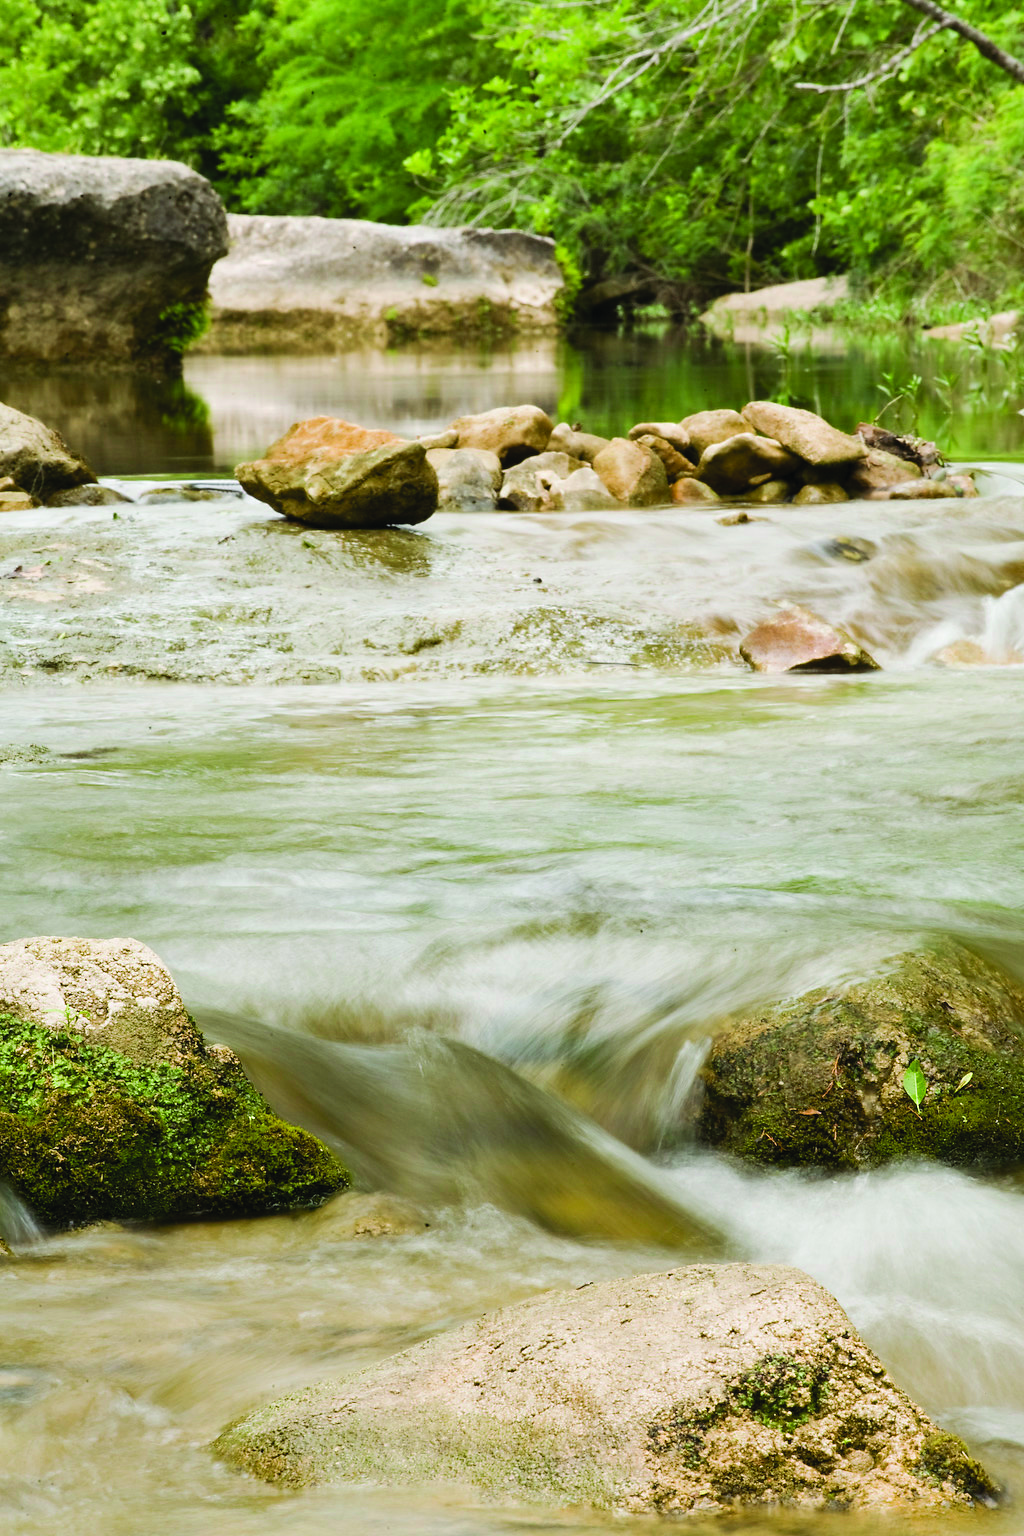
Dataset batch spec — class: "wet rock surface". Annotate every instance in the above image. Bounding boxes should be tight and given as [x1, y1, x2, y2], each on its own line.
[0, 936, 348, 1226]
[236, 416, 438, 528]
[0, 149, 228, 367]
[739, 604, 879, 673]
[213, 1261, 996, 1514]
[0, 401, 96, 501]
[698, 940, 1024, 1170]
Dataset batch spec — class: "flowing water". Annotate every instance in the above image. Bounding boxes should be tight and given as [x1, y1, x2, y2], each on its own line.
[1, 330, 1024, 1535]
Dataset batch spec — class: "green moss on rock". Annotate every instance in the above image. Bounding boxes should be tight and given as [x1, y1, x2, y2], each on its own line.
[698, 941, 1024, 1170]
[917, 1431, 1000, 1501]
[0, 1012, 348, 1227]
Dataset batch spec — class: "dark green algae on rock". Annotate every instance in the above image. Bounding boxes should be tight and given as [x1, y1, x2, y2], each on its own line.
[698, 940, 1024, 1170]
[0, 936, 348, 1227]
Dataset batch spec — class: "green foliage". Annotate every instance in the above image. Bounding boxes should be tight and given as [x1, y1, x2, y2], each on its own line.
[151, 300, 211, 357]
[216, 0, 491, 221]
[903, 1058, 928, 1114]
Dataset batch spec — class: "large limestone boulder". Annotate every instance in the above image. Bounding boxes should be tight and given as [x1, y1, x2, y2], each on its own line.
[701, 275, 850, 329]
[236, 416, 438, 528]
[741, 402, 865, 467]
[202, 214, 564, 351]
[449, 404, 553, 466]
[0, 149, 228, 367]
[0, 937, 348, 1227]
[740, 605, 879, 673]
[698, 941, 1024, 1169]
[0, 401, 96, 499]
[213, 1262, 996, 1514]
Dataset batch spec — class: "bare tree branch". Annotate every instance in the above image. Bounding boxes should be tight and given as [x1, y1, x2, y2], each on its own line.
[898, 0, 1024, 85]
[796, 18, 945, 90]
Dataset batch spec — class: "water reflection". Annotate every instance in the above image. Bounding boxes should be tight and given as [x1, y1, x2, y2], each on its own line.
[1, 327, 1022, 477]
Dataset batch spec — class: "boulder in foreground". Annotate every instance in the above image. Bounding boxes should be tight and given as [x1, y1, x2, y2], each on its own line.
[0, 936, 348, 1226]
[213, 1262, 996, 1515]
[699, 940, 1024, 1169]
[236, 416, 438, 528]
[0, 149, 228, 368]
[740, 605, 879, 673]
[0, 401, 96, 500]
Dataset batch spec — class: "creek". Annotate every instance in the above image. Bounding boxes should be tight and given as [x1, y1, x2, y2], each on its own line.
[1, 329, 1024, 1535]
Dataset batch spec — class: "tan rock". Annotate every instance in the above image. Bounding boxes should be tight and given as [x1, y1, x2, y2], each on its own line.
[679, 408, 748, 457]
[627, 421, 693, 457]
[718, 511, 768, 525]
[592, 438, 669, 506]
[449, 404, 553, 466]
[235, 416, 437, 528]
[427, 447, 501, 512]
[0, 490, 37, 510]
[0, 935, 198, 1066]
[498, 451, 581, 512]
[744, 478, 791, 505]
[866, 479, 951, 501]
[845, 449, 921, 497]
[945, 473, 979, 498]
[742, 401, 866, 466]
[792, 482, 849, 505]
[547, 423, 611, 463]
[671, 476, 720, 505]
[696, 433, 800, 495]
[213, 1262, 996, 1516]
[633, 433, 692, 483]
[46, 484, 133, 507]
[545, 466, 622, 511]
[418, 429, 458, 451]
[0, 401, 96, 500]
[740, 604, 879, 673]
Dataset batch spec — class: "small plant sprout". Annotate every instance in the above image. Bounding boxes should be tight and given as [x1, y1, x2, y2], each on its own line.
[955, 1072, 974, 1093]
[902, 1058, 928, 1116]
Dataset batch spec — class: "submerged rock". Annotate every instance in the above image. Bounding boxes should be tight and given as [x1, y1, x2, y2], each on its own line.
[698, 940, 1024, 1170]
[739, 604, 879, 673]
[236, 416, 438, 528]
[791, 482, 849, 505]
[0, 149, 227, 367]
[0, 401, 96, 501]
[213, 1262, 996, 1515]
[45, 484, 133, 507]
[0, 936, 348, 1227]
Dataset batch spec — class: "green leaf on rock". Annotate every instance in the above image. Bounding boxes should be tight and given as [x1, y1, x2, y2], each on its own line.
[903, 1059, 928, 1114]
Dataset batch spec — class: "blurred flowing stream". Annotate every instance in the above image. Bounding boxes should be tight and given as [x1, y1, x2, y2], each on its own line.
[1, 337, 1024, 1535]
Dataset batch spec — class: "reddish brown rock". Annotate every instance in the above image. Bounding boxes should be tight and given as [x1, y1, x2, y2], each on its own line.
[449, 404, 553, 466]
[740, 605, 880, 673]
[592, 438, 669, 506]
[235, 416, 437, 528]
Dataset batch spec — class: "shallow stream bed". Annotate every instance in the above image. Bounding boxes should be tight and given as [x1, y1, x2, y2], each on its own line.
[1, 337, 1024, 1535]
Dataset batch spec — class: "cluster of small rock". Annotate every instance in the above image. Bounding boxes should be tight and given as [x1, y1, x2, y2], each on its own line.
[236, 400, 976, 530]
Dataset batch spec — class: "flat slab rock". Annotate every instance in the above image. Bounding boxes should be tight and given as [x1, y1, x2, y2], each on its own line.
[213, 1262, 995, 1515]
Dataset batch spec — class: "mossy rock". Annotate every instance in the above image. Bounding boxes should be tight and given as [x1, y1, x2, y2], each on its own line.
[698, 939, 1024, 1169]
[0, 936, 348, 1226]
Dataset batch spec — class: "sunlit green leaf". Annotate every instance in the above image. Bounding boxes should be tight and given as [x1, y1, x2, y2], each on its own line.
[903, 1059, 928, 1113]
